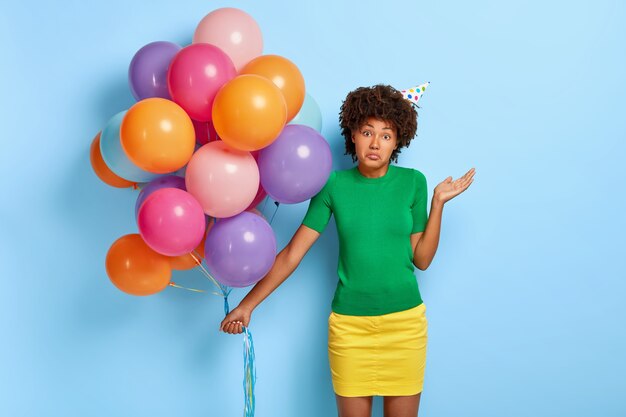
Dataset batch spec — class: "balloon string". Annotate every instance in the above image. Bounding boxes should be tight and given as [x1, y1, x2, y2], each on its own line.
[269, 201, 280, 225]
[243, 326, 256, 417]
[194, 217, 255, 416]
[189, 250, 232, 302]
[224, 296, 230, 316]
[190, 251, 223, 290]
[168, 282, 207, 293]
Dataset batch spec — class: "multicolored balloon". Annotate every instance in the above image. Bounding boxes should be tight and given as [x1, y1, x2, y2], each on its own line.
[193, 7, 263, 71]
[185, 140, 260, 218]
[258, 124, 332, 203]
[105, 234, 172, 296]
[137, 188, 206, 256]
[90, 132, 135, 188]
[134, 175, 186, 220]
[212, 74, 287, 151]
[121, 98, 196, 174]
[288, 93, 322, 133]
[100, 111, 161, 183]
[128, 41, 182, 101]
[167, 43, 237, 122]
[240, 54, 305, 122]
[204, 211, 277, 287]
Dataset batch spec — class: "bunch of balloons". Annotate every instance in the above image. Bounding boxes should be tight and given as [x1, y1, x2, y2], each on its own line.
[89, 7, 332, 297]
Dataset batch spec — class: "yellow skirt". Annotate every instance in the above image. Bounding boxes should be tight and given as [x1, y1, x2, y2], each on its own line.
[328, 303, 428, 397]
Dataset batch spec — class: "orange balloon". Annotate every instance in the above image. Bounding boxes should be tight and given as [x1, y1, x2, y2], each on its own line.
[168, 228, 208, 270]
[120, 98, 195, 173]
[89, 133, 135, 188]
[212, 74, 287, 151]
[240, 55, 305, 122]
[105, 234, 172, 296]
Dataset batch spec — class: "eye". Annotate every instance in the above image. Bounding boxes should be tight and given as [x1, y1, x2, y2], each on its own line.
[362, 130, 372, 137]
[383, 134, 391, 140]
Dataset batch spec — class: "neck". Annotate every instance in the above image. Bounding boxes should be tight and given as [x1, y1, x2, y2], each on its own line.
[357, 162, 390, 178]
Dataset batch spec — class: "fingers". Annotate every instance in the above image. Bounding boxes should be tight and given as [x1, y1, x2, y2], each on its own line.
[221, 320, 244, 334]
[457, 168, 475, 188]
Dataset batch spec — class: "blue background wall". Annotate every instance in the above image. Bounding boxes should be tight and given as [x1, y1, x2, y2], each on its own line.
[1, 1, 624, 416]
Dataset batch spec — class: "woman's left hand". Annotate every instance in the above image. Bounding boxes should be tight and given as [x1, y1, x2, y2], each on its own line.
[433, 167, 475, 205]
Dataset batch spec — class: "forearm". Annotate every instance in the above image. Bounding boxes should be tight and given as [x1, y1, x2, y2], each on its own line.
[413, 197, 444, 270]
[238, 247, 299, 312]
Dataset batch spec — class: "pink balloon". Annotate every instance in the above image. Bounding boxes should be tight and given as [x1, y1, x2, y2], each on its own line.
[185, 141, 260, 218]
[193, 7, 263, 71]
[167, 43, 236, 122]
[137, 188, 206, 256]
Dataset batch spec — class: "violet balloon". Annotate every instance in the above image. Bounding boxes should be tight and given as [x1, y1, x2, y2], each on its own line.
[137, 188, 206, 257]
[129, 41, 182, 100]
[135, 175, 186, 220]
[204, 211, 276, 287]
[258, 124, 332, 204]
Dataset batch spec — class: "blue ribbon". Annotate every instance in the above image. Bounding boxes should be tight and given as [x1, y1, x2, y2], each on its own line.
[220, 282, 255, 417]
[243, 326, 256, 417]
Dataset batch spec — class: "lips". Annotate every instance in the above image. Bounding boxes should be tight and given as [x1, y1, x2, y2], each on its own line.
[366, 154, 380, 160]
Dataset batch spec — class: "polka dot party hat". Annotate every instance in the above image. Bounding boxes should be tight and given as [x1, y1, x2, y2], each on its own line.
[401, 82, 430, 106]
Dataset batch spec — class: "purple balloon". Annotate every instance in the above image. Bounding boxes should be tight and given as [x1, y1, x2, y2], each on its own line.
[135, 175, 186, 220]
[258, 124, 332, 204]
[129, 41, 182, 100]
[204, 212, 277, 288]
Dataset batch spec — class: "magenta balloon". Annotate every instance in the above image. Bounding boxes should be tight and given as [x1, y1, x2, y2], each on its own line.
[129, 41, 182, 100]
[204, 211, 276, 287]
[137, 188, 206, 256]
[167, 43, 236, 122]
[134, 175, 186, 220]
[258, 124, 332, 204]
[192, 119, 209, 145]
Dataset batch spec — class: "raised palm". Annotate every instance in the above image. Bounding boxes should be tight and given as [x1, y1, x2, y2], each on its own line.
[433, 167, 475, 204]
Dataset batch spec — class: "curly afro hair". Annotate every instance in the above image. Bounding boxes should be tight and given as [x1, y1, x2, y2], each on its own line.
[339, 84, 418, 163]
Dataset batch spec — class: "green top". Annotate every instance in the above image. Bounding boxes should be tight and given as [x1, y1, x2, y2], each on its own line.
[301, 164, 429, 316]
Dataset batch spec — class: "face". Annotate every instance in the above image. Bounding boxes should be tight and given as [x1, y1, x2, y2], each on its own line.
[351, 117, 398, 166]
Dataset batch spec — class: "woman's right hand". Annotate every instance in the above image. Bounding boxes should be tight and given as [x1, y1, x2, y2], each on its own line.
[219, 305, 252, 334]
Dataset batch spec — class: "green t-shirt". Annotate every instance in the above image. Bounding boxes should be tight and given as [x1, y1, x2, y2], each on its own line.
[301, 164, 429, 316]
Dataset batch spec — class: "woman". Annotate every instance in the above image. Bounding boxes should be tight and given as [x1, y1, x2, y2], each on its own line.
[220, 84, 475, 417]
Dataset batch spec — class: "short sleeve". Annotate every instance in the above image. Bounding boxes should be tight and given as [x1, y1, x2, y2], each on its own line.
[411, 169, 428, 233]
[301, 171, 336, 233]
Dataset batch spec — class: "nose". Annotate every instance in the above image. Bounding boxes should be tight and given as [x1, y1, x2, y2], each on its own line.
[369, 136, 380, 149]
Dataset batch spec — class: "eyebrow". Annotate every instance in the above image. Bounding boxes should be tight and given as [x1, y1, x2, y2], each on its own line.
[364, 124, 393, 130]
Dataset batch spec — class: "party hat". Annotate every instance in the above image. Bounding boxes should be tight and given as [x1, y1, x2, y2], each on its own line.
[401, 82, 430, 106]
